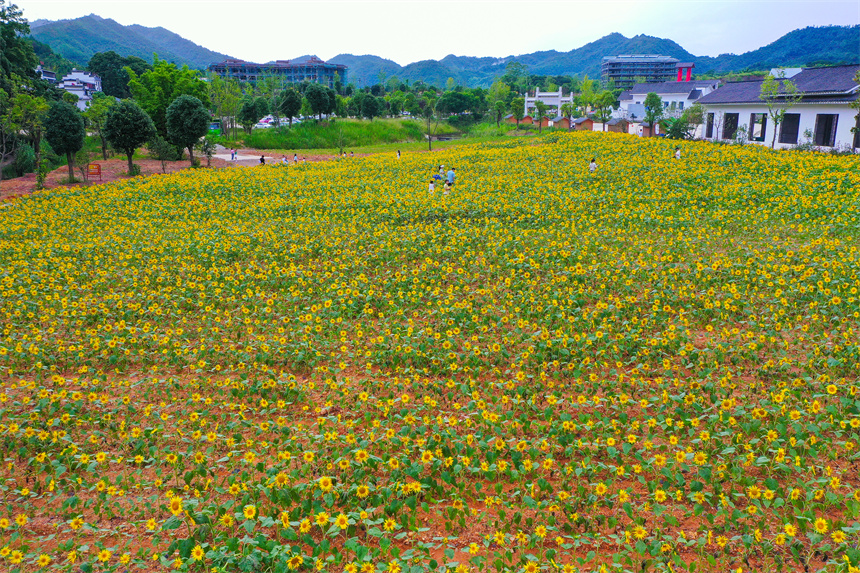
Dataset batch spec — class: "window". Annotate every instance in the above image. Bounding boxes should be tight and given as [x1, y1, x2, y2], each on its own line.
[855, 115, 860, 150]
[779, 113, 801, 145]
[706, 113, 714, 138]
[813, 114, 839, 147]
[679, 101, 684, 110]
[722, 113, 739, 139]
[749, 113, 767, 142]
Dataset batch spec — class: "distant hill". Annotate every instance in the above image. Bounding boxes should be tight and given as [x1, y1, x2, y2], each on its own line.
[332, 25, 858, 87]
[28, 14, 231, 69]
[27, 15, 857, 87]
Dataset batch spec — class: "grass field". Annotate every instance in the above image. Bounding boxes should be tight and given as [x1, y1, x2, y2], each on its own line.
[231, 118, 462, 152]
[1, 132, 859, 572]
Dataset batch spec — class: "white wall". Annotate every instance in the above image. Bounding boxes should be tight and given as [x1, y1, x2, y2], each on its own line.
[702, 103, 858, 150]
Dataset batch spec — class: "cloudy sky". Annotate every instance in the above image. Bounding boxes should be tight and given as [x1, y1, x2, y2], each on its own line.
[14, 0, 860, 65]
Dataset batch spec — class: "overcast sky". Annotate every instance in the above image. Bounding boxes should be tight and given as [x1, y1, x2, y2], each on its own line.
[14, 0, 860, 66]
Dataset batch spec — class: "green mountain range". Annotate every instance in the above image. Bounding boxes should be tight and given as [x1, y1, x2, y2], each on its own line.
[27, 15, 857, 88]
[28, 14, 231, 70]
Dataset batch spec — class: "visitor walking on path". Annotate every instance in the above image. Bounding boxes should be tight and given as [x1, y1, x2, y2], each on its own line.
[260, 155, 266, 165]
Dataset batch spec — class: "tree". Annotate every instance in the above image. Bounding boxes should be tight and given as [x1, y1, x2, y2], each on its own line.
[104, 99, 155, 174]
[592, 91, 616, 131]
[278, 88, 302, 127]
[436, 91, 472, 116]
[560, 102, 576, 126]
[361, 95, 381, 121]
[493, 100, 507, 128]
[126, 57, 209, 138]
[83, 93, 115, 160]
[208, 74, 241, 138]
[643, 92, 664, 136]
[0, 1, 39, 97]
[575, 76, 595, 118]
[87, 51, 151, 99]
[4, 91, 48, 180]
[166, 95, 209, 166]
[419, 97, 439, 151]
[148, 134, 177, 174]
[533, 101, 548, 134]
[305, 83, 331, 120]
[44, 100, 85, 180]
[509, 97, 525, 128]
[238, 97, 266, 134]
[661, 104, 706, 140]
[759, 70, 803, 148]
[852, 70, 860, 151]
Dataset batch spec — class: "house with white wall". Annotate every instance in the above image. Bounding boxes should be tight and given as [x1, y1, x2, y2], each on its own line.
[57, 70, 102, 110]
[697, 65, 859, 151]
[617, 80, 721, 121]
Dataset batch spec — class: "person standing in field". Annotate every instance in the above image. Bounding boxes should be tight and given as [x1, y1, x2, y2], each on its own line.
[260, 155, 266, 165]
[674, 146, 681, 159]
[397, 150, 401, 159]
[429, 179, 436, 193]
[589, 158, 598, 173]
[447, 167, 456, 186]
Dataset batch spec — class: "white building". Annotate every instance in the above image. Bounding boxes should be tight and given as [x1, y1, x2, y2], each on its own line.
[697, 65, 859, 151]
[617, 80, 721, 122]
[57, 70, 102, 111]
[524, 88, 573, 116]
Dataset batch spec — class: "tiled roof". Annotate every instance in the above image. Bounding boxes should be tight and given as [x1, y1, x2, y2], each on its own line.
[628, 80, 718, 95]
[698, 65, 860, 105]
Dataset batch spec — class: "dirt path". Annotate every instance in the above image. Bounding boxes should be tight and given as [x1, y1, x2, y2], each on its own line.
[0, 147, 369, 204]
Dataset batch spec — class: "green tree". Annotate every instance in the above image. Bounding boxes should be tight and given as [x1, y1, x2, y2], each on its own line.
[208, 74, 242, 138]
[361, 95, 381, 122]
[493, 100, 507, 128]
[592, 91, 616, 131]
[279, 88, 302, 127]
[0, 1, 39, 97]
[759, 70, 803, 148]
[87, 51, 152, 99]
[643, 92, 664, 137]
[104, 99, 155, 174]
[126, 57, 209, 138]
[661, 103, 706, 140]
[575, 76, 595, 118]
[166, 95, 209, 166]
[305, 83, 331, 120]
[4, 91, 48, 179]
[44, 100, 85, 180]
[533, 101, 548, 134]
[560, 102, 576, 125]
[509, 97, 525, 128]
[83, 92, 115, 160]
[419, 97, 439, 151]
[237, 97, 266, 134]
[852, 70, 860, 151]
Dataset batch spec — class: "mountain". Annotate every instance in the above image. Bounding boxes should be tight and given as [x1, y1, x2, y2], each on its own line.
[27, 14, 231, 70]
[26, 15, 857, 87]
[332, 25, 857, 87]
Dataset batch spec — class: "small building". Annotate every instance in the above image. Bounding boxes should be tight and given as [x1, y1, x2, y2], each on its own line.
[571, 117, 594, 131]
[520, 115, 534, 125]
[36, 65, 56, 84]
[697, 64, 860, 150]
[606, 118, 630, 133]
[58, 69, 102, 110]
[549, 116, 571, 129]
[618, 80, 721, 121]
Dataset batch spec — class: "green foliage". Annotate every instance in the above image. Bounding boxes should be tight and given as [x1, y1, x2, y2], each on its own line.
[661, 103, 706, 140]
[88, 50, 152, 98]
[643, 92, 663, 134]
[84, 93, 115, 160]
[238, 97, 267, 134]
[28, 37, 75, 77]
[198, 137, 216, 167]
[591, 91, 616, 130]
[509, 98, 525, 126]
[148, 134, 180, 173]
[166, 94, 209, 165]
[305, 83, 335, 120]
[0, 0, 39, 96]
[361, 95, 382, 122]
[44, 99, 85, 179]
[241, 119, 454, 150]
[13, 141, 34, 175]
[104, 99, 156, 173]
[278, 88, 302, 127]
[127, 57, 209, 137]
[759, 71, 803, 148]
[207, 74, 241, 139]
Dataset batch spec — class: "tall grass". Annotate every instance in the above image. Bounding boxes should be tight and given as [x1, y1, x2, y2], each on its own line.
[242, 119, 458, 150]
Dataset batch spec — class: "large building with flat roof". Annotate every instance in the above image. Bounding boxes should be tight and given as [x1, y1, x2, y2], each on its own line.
[602, 55, 692, 89]
[208, 56, 347, 88]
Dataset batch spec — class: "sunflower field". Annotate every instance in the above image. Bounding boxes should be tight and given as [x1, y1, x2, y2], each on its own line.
[1, 132, 859, 573]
